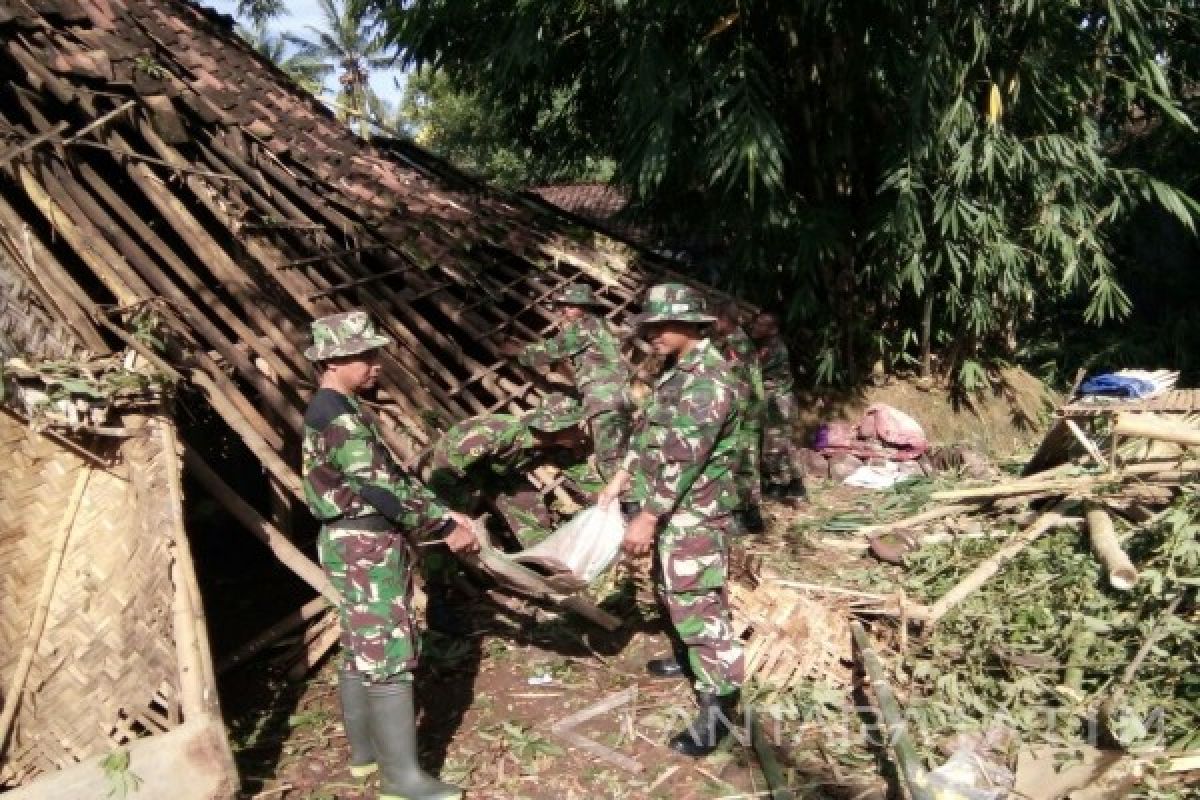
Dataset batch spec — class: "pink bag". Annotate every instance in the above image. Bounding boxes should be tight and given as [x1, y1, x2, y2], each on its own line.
[861, 404, 928, 456]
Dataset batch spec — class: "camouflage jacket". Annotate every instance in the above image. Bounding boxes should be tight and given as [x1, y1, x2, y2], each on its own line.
[428, 413, 581, 479]
[622, 339, 742, 521]
[718, 326, 764, 406]
[518, 314, 631, 412]
[757, 336, 795, 397]
[302, 388, 448, 535]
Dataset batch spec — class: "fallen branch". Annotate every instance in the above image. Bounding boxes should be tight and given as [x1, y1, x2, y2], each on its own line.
[850, 622, 933, 800]
[911, 500, 1075, 626]
[1085, 503, 1138, 591]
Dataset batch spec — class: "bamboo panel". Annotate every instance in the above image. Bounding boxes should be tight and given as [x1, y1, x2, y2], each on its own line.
[728, 580, 853, 691]
[0, 249, 83, 362]
[0, 410, 211, 789]
[1060, 389, 1200, 416]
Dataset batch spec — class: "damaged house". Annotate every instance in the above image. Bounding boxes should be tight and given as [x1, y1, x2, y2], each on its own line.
[0, 0, 682, 794]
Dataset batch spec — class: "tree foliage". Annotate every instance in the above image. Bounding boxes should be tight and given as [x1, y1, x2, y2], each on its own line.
[397, 69, 614, 188]
[378, 0, 1199, 386]
[237, 21, 332, 95]
[284, 0, 395, 138]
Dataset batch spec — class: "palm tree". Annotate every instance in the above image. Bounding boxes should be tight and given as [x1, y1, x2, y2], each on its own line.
[283, 0, 395, 138]
[239, 21, 333, 96]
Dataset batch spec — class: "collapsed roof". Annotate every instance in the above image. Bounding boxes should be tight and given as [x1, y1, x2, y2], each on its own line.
[0, 0, 680, 474]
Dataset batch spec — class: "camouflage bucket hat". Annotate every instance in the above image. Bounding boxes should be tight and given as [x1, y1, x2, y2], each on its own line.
[550, 283, 604, 307]
[634, 283, 716, 326]
[525, 392, 591, 432]
[304, 310, 393, 361]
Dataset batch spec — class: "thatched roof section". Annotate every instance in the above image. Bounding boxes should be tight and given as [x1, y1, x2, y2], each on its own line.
[0, 0, 674, 474]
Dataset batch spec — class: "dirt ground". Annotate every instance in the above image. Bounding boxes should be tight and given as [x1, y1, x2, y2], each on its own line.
[227, 499, 885, 800]
[223, 377, 1050, 799]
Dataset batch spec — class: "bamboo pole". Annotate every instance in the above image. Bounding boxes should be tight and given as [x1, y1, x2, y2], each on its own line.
[1065, 419, 1109, 468]
[285, 614, 342, 680]
[849, 622, 933, 800]
[930, 460, 1200, 502]
[911, 500, 1074, 626]
[853, 503, 979, 536]
[190, 369, 303, 501]
[1085, 504, 1139, 591]
[156, 418, 222, 716]
[1114, 413, 1200, 448]
[217, 596, 331, 674]
[13, 163, 141, 306]
[73, 159, 303, 388]
[0, 467, 90, 756]
[182, 445, 339, 604]
[750, 715, 794, 800]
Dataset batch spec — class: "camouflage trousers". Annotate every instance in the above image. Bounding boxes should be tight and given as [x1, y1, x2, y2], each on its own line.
[655, 517, 745, 696]
[761, 392, 799, 486]
[318, 519, 418, 683]
[589, 408, 631, 484]
[735, 403, 764, 509]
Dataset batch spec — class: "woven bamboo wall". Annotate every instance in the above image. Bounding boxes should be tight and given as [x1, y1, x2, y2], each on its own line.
[0, 411, 186, 788]
[0, 247, 80, 363]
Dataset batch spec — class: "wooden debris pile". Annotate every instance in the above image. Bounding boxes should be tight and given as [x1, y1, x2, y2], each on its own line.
[818, 388, 1200, 797]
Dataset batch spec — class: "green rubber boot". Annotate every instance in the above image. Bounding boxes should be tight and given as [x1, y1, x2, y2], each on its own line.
[366, 680, 463, 800]
[337, 668, 377, 780]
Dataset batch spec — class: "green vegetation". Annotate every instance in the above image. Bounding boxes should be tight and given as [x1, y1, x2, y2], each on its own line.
[377, 1, 1199, 388]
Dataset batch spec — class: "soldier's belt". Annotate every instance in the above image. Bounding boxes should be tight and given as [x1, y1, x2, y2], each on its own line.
[325, 514, 393, 532]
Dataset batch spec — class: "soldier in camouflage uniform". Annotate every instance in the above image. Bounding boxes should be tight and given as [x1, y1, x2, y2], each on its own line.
[302, 311, 476, 800]
[423, 392, 594, 549]
[713, 300, 765, 533]
[751, 312, 807, 504]
[513, 283, 632, 484]
[598, 283, 746, 758]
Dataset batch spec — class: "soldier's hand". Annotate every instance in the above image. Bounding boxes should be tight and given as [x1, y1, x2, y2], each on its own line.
[597, 469, 629, 509]
[621, 511, 657, 557]
[443, 514, 481, 554]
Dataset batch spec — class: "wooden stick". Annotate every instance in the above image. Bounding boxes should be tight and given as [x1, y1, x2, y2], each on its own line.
[0, 467, 90, 756]
[1065, 419, 1109, 468]
[59, 99, 136, 145]
[769, 580, 889, 602]
[853, 503, 978, 536]
[275, 244, 388, 270]
[182, 446, 339, 604]
[68, 138, 245, 180]
[286, 612, 342, 680]
[1114, 413, 1200, 448]
[1085, 503, 1139, 591]
[930, 460, 1200, 502]
[190, 370, 304, 501]
[911, 500, 1074, 625]
[0, 121, 67, 165]
[218, 596, 331, 674]
[157, 419, 222, 716]
[849, 622, 933, 800]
